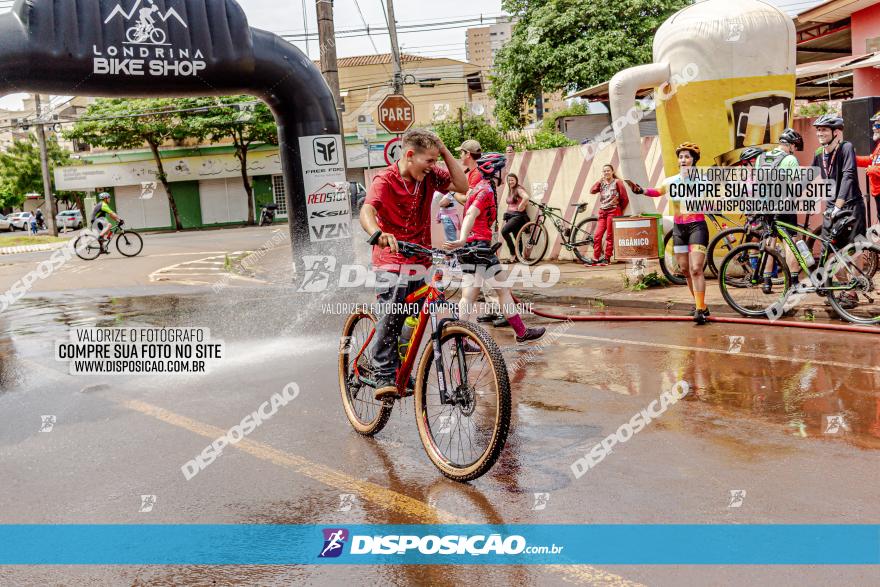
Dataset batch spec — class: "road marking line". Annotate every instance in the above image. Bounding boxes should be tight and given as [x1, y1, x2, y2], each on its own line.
[123, 398, 467, 523]
[557, 332, 880, 372]
[120, 398, 640, 586]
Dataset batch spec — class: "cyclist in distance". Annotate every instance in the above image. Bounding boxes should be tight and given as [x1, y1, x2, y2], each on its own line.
[444, 153, 546, 345]
[91, 192, 123, 253]
[632, 142, 712, 324]
[359, 129, 468, 401]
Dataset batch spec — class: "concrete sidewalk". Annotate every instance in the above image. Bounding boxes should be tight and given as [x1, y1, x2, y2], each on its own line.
[244, 244, 848, 322]
[510, 258, 841, 321]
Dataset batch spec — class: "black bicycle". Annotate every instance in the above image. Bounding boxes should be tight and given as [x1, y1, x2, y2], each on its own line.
[719, 213, 880, 324]
[515, 200, 598, 265]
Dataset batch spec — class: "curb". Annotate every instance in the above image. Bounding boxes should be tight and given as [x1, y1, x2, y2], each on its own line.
[0, 241, 68, 256]
[513, 288, 840, 321]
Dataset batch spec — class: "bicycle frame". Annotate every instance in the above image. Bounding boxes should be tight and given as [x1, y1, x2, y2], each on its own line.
[352, 262, 465, 405]
[530, 203, 591, 249]
[764, 220, 858, 292]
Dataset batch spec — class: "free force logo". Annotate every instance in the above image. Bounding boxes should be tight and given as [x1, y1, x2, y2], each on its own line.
[313, 138, 340, 166]
[319, 528, 349, 558]
[95, 0, 206, 77]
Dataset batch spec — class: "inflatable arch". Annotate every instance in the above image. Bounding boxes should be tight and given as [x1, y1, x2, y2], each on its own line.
[0, 0, 348, 270]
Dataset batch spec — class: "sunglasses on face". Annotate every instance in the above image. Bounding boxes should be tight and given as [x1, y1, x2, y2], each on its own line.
[873, 123, 880, 130]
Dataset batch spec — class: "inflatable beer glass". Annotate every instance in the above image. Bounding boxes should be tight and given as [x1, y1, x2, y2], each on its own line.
[609, 0, 797, 184]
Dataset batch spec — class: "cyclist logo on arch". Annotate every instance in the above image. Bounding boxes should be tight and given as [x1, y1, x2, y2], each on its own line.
[125, 1, 168, 45]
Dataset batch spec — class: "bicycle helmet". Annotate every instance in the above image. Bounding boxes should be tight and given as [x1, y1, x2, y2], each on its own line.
[778, 128, 804, 150]
[675, 142, 701, 163]
[476, 153, 507, 179]
[871, 110, 880, 123]
[737, 146, 765, 165]
[812, 114, 844, 129]
[98, 192, 111, 200]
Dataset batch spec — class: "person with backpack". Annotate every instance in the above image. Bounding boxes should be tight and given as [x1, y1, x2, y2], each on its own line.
[756, 129, 808, 287]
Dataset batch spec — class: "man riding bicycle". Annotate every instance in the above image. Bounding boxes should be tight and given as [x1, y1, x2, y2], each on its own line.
[91, 192, 123, 253]
[359, 129, 468, 401]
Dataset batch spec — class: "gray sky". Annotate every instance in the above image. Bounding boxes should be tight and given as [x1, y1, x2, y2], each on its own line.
[0, 0, 823, 111]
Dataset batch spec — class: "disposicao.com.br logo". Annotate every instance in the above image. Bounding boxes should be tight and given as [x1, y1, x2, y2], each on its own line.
[318, 528, 563, 559]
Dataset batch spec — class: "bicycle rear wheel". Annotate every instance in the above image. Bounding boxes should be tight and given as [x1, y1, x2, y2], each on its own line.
[74, 235, 102, 261]
[338, 312, 393, 436]
[658, 230, 687, 285]
[414, 320, 511, 482]
[116, 230, 144, 257]
[570, 217, 597, 264]
[718, 243, 791, 318]
[707, 227, 755, 278]
[515, 222, 548, 266]
[825, 243, 880, 325]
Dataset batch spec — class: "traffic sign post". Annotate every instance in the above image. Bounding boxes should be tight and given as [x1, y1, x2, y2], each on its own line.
[378, 94, 415, 134]
[384, 137, 402, 166]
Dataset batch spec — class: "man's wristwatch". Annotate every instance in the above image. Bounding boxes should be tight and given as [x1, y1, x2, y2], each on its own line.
[368, 230, 382, 245]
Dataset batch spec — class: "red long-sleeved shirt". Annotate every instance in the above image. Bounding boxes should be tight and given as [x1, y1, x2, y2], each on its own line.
[856, 142, 880, 197]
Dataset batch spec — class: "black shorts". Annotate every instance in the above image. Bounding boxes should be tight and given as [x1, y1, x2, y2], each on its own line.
[460, 240, 502, 275]
[672, 221, 709, 254]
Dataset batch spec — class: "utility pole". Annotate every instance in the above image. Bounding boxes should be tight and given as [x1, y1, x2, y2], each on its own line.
[33, 94, 58, 237]
[385, 0, 403, 94]
[316, 0, 348, 169]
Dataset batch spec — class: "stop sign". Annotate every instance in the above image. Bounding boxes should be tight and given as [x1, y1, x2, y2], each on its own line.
[378, 94, 415, 134]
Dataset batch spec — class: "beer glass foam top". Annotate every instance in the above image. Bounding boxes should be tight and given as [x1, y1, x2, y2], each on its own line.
[651, 0, 796, 172]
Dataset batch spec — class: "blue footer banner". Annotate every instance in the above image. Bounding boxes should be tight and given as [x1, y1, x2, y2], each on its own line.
[1, 525, 878, 565]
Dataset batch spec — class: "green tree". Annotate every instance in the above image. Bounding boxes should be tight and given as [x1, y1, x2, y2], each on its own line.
[491, 0, 691, 130]
[430, 108, 507, 154]
[184, 96, 278, 225]
[0, 135, 73, 210]
[65, 98, 195, 230]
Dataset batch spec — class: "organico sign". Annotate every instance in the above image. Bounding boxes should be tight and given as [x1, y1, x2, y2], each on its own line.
[0, 0, 349, 272]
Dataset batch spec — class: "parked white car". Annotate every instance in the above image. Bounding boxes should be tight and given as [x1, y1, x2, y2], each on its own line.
[7, 212, 34, 231]
[56, 209, 83, 230]
[0, 214, 12, 232]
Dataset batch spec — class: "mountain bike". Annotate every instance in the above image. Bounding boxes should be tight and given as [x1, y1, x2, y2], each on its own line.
[515, 200, 597, 265]
[718, 214, 880, 325]
[338, 239, 512, 482]
[75, 220, 144, 261]
[659, 213, 745, 285]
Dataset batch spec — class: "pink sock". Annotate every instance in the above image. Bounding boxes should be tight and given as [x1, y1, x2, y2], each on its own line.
[507, 314, 527, 337]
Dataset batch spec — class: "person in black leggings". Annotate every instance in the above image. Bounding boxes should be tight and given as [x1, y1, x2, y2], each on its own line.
[500, 173, 530, 258]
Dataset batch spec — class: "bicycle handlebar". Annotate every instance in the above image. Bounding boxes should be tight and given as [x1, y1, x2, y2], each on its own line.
[367, 235, 499, 262]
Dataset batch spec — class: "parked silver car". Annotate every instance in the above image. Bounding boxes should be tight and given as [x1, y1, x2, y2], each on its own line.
[0, 214, 12, 232]
[56, 209, 84, 230]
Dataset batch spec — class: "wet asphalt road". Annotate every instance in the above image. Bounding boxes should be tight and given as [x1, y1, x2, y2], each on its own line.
[0, 287, 878, 586]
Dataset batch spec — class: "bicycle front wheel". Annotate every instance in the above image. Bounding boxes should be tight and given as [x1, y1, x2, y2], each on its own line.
[515, 222, 548, 266]
[338, 312, 393, 436]
[570, 217, 597, 264]
[718, 243, 791, 318]
[74, 235, 102, 261]
[115, 230, 144, 257]
[414, 320, 511, 482]
[825, 243, 880, 325]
